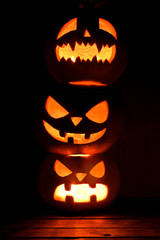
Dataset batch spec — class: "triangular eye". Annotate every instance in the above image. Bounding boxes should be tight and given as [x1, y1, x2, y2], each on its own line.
[54, 160, 72, 177]
[89, 161, 105, 178]
[45, 96, 69, 119]
[85, 101, 109, 123]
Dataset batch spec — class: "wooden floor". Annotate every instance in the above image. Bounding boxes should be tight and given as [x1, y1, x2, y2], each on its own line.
[1, 214, 160, 239]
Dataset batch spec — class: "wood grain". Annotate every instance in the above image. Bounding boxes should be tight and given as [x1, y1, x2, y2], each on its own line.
[1, 215, 160, 239]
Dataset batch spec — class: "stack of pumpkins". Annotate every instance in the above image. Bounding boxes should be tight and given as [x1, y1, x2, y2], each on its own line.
[36, 11, 127, 211]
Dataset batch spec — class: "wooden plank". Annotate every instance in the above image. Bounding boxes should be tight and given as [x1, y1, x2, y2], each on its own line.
[1, 227, 160, 238]
[1, 216, 160, 238]
[0, 238, 157, 240]
[2, 217, 160, 228]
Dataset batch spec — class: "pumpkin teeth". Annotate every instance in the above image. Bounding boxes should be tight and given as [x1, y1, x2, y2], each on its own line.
[65, 195, 74, 203]
[83, 41, 88, 46]
[89, 183, 96, 188]
[75, 56, 81, 63]
[90, 195, 97, 203]
[65, 184, 72, 191]
[56, 42, 116, 63]
[92, 56, 98, 63]
[68, 137, 74, 144]
[54, 184, 108, 203]
[108, 42, 113, 48]
[69, 41, 76, 51]
[85, 133, 90, 139]
[43, 121, 107, 145]
[96, 43, 103, 53]
[60, 130, 66, 137]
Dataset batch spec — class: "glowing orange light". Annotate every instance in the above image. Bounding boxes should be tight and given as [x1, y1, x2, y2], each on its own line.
[85, 101, 109, 123]
[69, 154, 90, 157]
[53, 183, 108, 203]
[84, 29, 91, 37]
[71, 117, 83, 126]
[43, 121, 106, 144]
[89, 161, 105, 178]
[57, 18, 77, 40]
[45, 96, 69, 119]
[71, 56, 75, 62]
[99, 18, 117, 40]
[55, 18, 117, 64]
[57, 18, 117, 41]
[56, 42, 116, 63]
[69, 81, 107, 86]
[54, 160, 72, 177]
[75, 173, 87, 182]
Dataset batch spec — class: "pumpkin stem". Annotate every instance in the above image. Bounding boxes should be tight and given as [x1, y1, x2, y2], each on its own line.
[78, 0, 109, 9]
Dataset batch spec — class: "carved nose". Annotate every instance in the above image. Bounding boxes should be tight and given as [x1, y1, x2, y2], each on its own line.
[75, 173, 87, 182]
[71, 117, 83, 126]
[83, 29, 91, 37]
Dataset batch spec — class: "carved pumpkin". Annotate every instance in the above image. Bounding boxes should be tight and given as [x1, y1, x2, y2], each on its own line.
[45, 15, 127, 86]
[37, 153, 120, 210]
[34, 84, 124, 155]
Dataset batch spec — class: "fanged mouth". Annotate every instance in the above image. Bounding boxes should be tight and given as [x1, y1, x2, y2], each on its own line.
[53, 183, 108, 203]
[56, 42, 116, 63]
[43, 121, 106, 144]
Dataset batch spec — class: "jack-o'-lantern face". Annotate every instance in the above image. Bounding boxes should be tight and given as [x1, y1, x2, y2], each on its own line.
[37, 154, 120, 210]
[56, 18, 117, 65]
[34, 85, 124, 155]
[53, 159, 108, 203]
[43, 95, 109, 145]
[45, 16, 127, 85]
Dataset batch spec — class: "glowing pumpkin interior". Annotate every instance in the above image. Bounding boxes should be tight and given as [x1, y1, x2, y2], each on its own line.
[43, 96, 109, 144]
[53, 160, 108, 203]
[56, 18, 117, 64]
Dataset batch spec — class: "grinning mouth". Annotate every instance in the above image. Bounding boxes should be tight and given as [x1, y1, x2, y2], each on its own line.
[53, 183, 108, 203]
[56, 42, 116, 63]
[43, 120, 106, 144]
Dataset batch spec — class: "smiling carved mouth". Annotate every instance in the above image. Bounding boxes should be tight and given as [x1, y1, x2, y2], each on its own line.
[53, 183, 108, 203]
[43, 121, 106, 144]
[56, 42, 116, 63]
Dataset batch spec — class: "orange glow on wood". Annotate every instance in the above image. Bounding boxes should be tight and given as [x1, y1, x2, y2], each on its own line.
[43, 120, 106, 144]
[89, 161, 105, 178]
[56, 43, 116, 63]
[54, 160, 72, 177]
[53, 183, 108, 202]
[85, 101, 109, 124]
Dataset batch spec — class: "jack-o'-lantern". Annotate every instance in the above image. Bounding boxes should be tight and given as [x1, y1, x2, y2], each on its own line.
[45, 15, 127, 86]
[37, 153, 120, 210]
[34, 84, 124, 155]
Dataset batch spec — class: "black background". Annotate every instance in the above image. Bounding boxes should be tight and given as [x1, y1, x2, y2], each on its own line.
[1, 0, 158, 219]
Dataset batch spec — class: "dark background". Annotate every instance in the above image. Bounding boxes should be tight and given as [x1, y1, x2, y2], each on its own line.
[1, 0, 159, 220]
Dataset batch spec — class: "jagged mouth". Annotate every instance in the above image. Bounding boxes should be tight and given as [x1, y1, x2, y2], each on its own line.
[43, 121, 106, 144]
[55, 42, 116, 63]
[53, 183, 108, 203]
